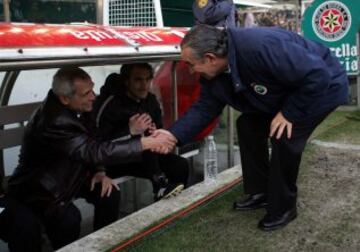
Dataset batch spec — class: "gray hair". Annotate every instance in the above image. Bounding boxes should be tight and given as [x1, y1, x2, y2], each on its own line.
[52, 67, 91, 97]
[181, 24, 228, 60]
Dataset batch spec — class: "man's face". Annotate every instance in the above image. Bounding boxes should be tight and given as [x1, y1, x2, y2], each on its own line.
[181, 47, 228, 80]
[126, 66, 152, 100]
[66, 78, 96, 113]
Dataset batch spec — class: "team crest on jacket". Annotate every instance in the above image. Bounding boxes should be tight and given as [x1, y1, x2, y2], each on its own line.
[312, 1, 351, 42]
[197, 0, 208, 8]
[253, 84, 267, 95]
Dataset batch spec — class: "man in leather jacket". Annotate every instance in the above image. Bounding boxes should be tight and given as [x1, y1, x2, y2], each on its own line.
[8, 67, 174, 250]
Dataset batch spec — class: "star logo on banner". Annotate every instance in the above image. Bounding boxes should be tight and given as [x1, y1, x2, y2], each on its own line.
[312, 1, 352, 42]
[321, 10, 342, 33]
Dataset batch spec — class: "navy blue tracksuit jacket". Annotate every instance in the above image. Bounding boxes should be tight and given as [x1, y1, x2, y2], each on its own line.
[170, 27, 349, 144]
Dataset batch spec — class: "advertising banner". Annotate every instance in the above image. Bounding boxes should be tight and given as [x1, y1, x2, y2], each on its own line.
[302, 0, 359, 76]
[0, 23, 187, 48]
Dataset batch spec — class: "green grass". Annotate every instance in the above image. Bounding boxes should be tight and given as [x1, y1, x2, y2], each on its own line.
[121, 109, 360, 252]
[312, 110, 360, 144]
[124, 185, 269, 252]
[123, 146, 316, 252]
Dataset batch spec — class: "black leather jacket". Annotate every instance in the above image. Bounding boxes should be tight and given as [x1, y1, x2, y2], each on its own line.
[8, 90, 142, 213]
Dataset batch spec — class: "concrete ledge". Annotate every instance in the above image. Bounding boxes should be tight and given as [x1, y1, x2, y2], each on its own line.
[58, 165, 242, 252]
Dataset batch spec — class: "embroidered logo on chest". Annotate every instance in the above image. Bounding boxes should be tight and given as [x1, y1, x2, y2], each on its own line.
[251, 83, 268, 95]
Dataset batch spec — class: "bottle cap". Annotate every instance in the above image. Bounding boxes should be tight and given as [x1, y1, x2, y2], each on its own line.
[208, 135, 214, 140]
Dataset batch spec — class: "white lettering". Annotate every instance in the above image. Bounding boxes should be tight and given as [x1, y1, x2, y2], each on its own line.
[123, 31, 163, 42]
[351, 45, 357, 57]
[330, 43, 357, 58]
[344, 59, 350, 71]
[85, 31, 114, 42]
[123, 32, 141, 40]
[70, 31, 89, 40]
[351, 60, 358, 72]
[339, 58, 358, 72]
[330, 47, 342, 57]
[139, 31, 162, 42]
[70, 29, 166, 44]
[341, 43, 350, 57]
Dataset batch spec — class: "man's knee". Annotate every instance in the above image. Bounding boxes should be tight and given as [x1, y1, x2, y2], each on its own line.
[97, 189, 120, 209]
[45, 203, 81, 234]
[86, 183, 120, 207]
[270, 135, 306, 155]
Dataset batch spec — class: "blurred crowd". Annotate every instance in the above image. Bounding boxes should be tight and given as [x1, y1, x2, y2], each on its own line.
[238, 8, 299, 32]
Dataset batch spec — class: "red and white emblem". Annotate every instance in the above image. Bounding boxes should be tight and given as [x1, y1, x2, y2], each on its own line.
[312, 1, 351, 41]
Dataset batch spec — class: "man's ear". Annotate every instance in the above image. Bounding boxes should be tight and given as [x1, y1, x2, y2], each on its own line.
[58, 95, 70, 106]
[204, 53, 217, 64]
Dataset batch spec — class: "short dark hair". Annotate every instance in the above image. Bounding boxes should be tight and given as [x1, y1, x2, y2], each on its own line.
[181, 24, 228, 60]
[120, 63, 154, 82]
[52, 67, 91, 97]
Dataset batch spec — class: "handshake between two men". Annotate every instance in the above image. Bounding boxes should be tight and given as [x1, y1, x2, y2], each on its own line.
[129, 113, 177, 154]
[141, 129, 177, 154]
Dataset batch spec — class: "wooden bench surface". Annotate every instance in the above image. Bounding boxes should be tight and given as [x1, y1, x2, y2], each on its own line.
[0, 102, 41, 149]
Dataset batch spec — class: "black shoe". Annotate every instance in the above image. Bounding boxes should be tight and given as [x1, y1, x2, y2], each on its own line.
[233, 193, 268, 210]
[153, 172, 168, 188]
[155, 183, 184, 201]
[258, 207, 297, 231]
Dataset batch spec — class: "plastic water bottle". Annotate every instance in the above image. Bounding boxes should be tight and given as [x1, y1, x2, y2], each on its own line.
[204, 135, 218, 185]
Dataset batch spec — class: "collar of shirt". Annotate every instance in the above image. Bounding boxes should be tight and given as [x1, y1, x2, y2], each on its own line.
[224, 65, 231, 74]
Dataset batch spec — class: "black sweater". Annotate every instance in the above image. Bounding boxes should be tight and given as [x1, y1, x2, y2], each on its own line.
[91, 73, 163, 141]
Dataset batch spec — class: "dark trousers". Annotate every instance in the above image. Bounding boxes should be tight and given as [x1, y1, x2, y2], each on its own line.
[40, 182, 120, 250]
[237, 111, 332, 216]
[107, 151, 189, 192]
[0, 196, 42, 252]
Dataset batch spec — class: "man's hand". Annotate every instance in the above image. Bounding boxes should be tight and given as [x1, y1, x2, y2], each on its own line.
[141, 129, 177, 154]
[147, 122, 157, 135]
[129, 113, 152, 135]
[269, 111, 292, 139]
[90, 171, 120, 197]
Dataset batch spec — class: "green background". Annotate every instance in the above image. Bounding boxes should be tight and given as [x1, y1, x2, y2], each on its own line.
[302, 0, 360, 76]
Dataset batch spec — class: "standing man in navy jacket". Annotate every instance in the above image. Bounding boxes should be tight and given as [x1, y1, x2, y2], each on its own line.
[162, 24, 349, 231]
